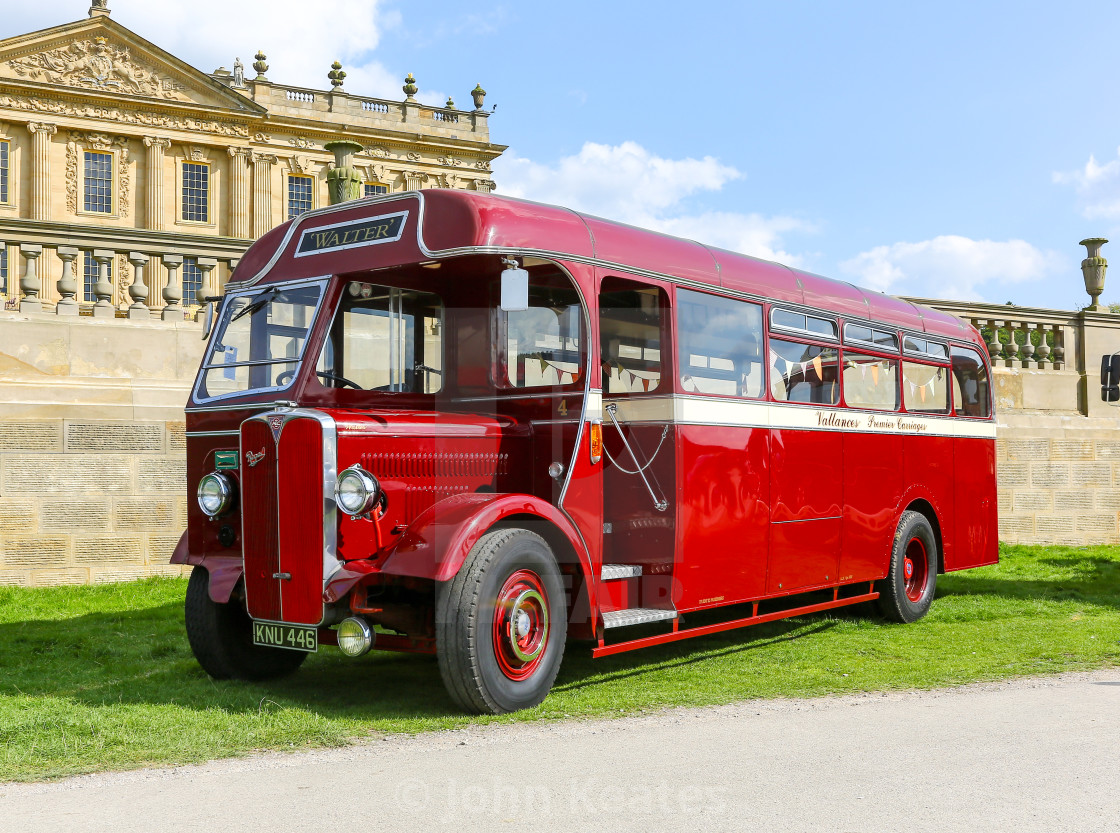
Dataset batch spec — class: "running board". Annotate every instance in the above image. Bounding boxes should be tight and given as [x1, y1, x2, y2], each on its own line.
[602, 608, 678, 628]
[600, 564, 642, 581]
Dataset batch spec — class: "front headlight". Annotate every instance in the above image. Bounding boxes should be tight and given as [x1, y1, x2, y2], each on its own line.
[197, 472, 234, 518]
[334, 464, 382, 517]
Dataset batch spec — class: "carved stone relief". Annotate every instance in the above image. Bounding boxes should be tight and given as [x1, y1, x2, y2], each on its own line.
[288, 137, 316, 149]
[0, 94, 250, 138]
[252, 132, 272, 143]
[7, 37, 190, 101]
[367, 145, 390, 158]
[185, 145, 209, 162]
[437, 155, 462, 167]
[287, 154, 315, 175]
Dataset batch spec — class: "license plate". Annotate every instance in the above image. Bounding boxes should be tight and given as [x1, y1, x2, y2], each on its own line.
[252, 621, 318, 653]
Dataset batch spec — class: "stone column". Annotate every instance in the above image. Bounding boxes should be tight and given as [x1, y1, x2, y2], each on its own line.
[162, 254, 183, 321]
[91, 249, 116, 318]
[127, 252, 150, 319]
[195, 257, 218, 305]
[251, 152, 277, 238]
[27, 123, 57, 221]
[18, 243, 43, 313]
[142, 136, 172, 231]
[228, 147, 251, 239]
[55, 246, 80, 315]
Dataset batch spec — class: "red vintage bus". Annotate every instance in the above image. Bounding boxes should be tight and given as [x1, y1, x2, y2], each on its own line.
[175, 190, 997, 714]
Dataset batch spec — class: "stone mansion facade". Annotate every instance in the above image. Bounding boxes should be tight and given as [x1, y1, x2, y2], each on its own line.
[0, 2, 505, 315]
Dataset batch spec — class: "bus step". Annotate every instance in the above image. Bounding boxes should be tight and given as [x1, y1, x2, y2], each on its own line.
[600, 564, 642, 581]
[602, 608, 678, 629]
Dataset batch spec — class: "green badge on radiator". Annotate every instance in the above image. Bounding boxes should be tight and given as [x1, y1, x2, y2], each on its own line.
[214, 450, 239, 469]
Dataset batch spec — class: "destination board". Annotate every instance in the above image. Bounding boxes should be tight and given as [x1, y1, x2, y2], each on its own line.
[294, 211, 408, 257]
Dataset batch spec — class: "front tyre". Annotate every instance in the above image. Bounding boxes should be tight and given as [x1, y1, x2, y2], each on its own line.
[184, 567, 307, 681]
[436, 528, 566, 714]
[877, 510, 938, 624]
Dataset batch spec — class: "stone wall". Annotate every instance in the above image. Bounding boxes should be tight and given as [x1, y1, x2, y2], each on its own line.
[0, 309, 201, 585]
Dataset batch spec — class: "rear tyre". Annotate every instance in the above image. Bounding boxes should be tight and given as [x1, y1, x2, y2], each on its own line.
[184, 567, 307, 681]
[877, 510, 938, 624]
[436, 528, 566, 714]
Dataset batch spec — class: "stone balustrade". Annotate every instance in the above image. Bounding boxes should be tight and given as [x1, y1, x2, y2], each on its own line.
[2, 240, 238, 320]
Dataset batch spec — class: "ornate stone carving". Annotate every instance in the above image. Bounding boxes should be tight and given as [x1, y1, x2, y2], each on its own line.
[438, 155, 462, 167]
[367, 145, 390, 158]
[406, 151, 420, 162]
[26, 122, 58, 137]
[117, 141, 131, 217]
[7, 37, 189, 101]
[142, 135, 172, 150]
[228, 146, 251, 160]
[288, 154, 315, 174]
[0, 94, 250, 138]
[288, 136, 316, 149]
[474, 159, 491, 171]
[65, 138, 77, 212]
[116, 253, 131, 306]
[185, 145, 209, 162]
[252, 132, 272, 143]
[362, 163, 389, 183]
[250, 152, 278, 165]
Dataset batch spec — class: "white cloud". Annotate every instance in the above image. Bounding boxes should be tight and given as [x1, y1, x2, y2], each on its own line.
[840, 236, 1064, 301]
[493, 142, 811, 264]
[1053, 150, 1120, 220]
[4, 1, 444, 103]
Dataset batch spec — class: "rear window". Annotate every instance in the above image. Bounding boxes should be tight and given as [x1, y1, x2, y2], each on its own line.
[951, 346, 991, 417]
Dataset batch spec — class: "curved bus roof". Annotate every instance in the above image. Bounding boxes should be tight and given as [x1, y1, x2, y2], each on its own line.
[232, 189, 979, 348]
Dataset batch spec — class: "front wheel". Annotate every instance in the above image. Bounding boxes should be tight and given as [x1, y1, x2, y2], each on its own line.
[184, 567, 307, 681]
[436, 528, 566, 714]
[877, 510, 938, 623]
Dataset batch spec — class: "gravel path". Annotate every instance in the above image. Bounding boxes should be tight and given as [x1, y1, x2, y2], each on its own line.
[3, 670, 1118, 832]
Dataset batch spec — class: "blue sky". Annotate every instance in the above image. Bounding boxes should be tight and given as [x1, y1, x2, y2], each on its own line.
[11, 1, 1120, 309]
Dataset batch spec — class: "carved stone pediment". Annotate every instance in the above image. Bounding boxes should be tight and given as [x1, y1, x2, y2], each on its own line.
[7, 36, 191, 101]
[0, 19, 267, 115]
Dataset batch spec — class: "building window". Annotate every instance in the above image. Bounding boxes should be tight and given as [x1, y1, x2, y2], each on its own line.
[183, 257, 203, 306]
[0, 140, 9, 204]
[83, 151, 114, 214]
[287, 174, 313, 219]
[364, 182, 388, 197]
[182, 162, 210, 223]
[0, 246, 7, 296]
[83, 251, 112, 302]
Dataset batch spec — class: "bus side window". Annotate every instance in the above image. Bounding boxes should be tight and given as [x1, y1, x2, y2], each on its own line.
[902, 362, 949, 413]
[677, 289, 763, 398]
[600, 280, 667, 394]
[842, 352, 899, 411]
[769, 338, 839, 404]
[950, 346, 990, 417]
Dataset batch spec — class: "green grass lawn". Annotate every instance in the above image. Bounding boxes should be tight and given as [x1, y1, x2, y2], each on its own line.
[1, 542, 1118, 782]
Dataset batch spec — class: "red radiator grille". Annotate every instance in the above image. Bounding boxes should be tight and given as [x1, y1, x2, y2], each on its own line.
[241, 419, 281, 621]
[242, 416, 326, 626]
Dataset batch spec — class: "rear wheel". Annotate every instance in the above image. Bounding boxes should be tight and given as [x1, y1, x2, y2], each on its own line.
[436, 528, 566, 714]
[184, 567, 307, 681]
[877, 510, 938, 623]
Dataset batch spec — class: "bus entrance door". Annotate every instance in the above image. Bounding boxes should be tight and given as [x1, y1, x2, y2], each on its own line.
[598, 278, 678, 619]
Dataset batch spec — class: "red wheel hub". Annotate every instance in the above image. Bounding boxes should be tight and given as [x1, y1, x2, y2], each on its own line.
[903, 537, 929, 603]
[492, 569, 550, 681]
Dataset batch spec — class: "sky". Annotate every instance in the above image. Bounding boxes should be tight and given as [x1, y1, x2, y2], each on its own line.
[8, 0, 1120, 310]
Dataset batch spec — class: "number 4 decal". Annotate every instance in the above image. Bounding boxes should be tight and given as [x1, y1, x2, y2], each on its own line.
[558, 399, 568, 417]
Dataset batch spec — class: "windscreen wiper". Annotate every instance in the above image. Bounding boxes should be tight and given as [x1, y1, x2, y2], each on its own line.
[230, 286, 280, 322]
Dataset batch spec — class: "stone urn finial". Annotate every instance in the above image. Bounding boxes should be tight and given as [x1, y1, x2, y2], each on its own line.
[1080, 237, 1109, 311]
[253, 50, 269, 80]
[471, 83, 486, 110]
[323, 139, 365, 205]
[445, 96, 455, 110]
[329, 60, 346, 89]
[403, 73, 418, 101]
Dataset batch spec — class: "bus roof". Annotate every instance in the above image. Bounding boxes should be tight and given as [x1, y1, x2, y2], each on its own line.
[232, 189, 977, 346]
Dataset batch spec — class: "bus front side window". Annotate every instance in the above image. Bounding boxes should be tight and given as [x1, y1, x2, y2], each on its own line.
[318, 286, 443, 393]
[501, 283, 582, 388]
[843, 352, 899, 411]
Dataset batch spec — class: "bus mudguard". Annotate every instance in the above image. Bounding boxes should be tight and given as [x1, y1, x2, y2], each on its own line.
[170, 531, 245, 604]
[373, 491, 595, 594]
